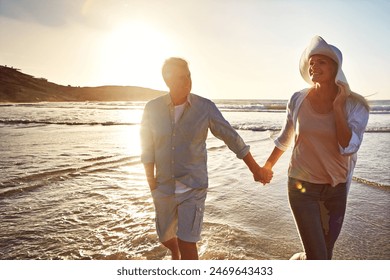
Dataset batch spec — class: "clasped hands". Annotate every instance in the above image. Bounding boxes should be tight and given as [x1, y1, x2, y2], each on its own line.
[253, 165, 273, 185]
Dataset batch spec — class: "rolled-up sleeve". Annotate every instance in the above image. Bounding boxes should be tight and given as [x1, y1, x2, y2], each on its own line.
[339, 102, 369, 155]
[140, 103, 155, 164]
[208, 102, 250, 159]
[275, 97, 295, 151]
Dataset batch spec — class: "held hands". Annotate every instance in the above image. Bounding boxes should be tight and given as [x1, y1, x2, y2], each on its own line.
[253, 165, 273, 185]
[243, 152, 273, 186]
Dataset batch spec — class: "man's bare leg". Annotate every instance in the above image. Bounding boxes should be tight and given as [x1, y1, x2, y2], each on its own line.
[162, 237, 180, 260]
[178, 238, 198, 260]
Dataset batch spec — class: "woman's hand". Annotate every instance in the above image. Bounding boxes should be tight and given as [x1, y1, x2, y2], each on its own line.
[253, 166, 273, 185]
[333, 83, 349, 111]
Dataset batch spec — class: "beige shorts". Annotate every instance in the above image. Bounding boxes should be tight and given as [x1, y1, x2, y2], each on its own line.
[151, 187, 207, 243]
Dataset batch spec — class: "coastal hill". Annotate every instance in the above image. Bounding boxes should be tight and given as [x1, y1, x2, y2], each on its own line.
[0, 65, 165, 102]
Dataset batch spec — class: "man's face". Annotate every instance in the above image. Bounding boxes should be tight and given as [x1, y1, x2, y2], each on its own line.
[165, 64, 192, 99]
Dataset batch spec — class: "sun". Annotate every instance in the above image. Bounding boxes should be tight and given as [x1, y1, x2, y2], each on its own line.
[99, 21, 176, 90]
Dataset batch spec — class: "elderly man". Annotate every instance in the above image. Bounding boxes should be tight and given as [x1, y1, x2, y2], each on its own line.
[140, 57, 272, 260]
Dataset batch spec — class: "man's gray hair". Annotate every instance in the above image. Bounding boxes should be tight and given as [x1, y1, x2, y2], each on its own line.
[162, 57, 189, 82]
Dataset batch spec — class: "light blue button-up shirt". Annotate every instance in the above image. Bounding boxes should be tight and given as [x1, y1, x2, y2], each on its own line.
[140, 93, 250, 194]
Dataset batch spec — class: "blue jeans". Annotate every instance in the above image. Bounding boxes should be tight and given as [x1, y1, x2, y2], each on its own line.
[288, 177, 347, 260]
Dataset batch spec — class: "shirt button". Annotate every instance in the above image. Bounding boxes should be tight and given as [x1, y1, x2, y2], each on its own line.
[172, 147, 175, 150]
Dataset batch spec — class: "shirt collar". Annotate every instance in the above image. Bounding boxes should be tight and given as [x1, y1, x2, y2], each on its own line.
[164, 93, 192, 107]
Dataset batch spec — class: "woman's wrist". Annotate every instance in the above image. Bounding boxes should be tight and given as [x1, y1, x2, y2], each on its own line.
[264, 161, 273, 170]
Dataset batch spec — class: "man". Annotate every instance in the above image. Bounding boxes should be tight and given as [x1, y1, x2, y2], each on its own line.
[140, 57, 272, 260]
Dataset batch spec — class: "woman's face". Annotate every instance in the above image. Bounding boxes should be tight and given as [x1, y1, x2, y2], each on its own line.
[308, 54, 338, 84]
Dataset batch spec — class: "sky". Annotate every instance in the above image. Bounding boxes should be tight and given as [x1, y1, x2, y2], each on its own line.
[1, 0, 389, 100]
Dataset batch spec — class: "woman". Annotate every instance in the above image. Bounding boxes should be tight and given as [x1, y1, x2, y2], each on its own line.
[262, 36, 369, 260]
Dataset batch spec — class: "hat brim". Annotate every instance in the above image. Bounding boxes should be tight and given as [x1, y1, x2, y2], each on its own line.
[299, 36, 348, 89]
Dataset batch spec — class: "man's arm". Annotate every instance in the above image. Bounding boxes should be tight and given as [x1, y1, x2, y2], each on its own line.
[140, 102, 157, 192]
[143, 162, 157, 191]
[207, 102, 273, 184]
[264, 146, 285, 171]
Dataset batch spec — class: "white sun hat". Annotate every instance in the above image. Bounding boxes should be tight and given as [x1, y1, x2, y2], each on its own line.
[299, 36, 349, 90]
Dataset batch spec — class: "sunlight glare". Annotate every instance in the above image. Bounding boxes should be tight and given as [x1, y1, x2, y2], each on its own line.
[122, 128, 140, 155]
[99, 21, 176, 90]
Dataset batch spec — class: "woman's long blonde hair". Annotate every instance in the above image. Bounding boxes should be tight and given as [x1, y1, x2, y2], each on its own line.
[349, 89, 370, 111]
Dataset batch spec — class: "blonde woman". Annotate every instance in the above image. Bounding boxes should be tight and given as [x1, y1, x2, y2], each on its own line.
[262, 36, 369, 259]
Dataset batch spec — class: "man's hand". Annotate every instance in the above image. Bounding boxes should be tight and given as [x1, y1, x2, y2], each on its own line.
[144, 163, 157, 192]
[253, 166, 273, 185]
[147, 176, 157, 192]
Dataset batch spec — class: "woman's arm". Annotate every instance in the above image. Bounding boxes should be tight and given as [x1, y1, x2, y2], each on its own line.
[333, 86, 352, 148]
[264, 146, 285, 171]
[334, 85, 369, 154]
[243, 152, 273, 184]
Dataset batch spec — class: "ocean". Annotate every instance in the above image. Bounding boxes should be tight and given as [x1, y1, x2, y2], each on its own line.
[0, 99, 389, 260]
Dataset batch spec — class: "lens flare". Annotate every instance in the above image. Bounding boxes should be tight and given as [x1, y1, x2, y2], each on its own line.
[295, 181, 306, 193]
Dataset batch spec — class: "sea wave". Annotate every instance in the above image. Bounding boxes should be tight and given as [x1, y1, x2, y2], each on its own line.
[364, 127, 390, 133]
[1, 99, 390, 112]
[217, 101, 390, 114]
[369, 103, 390, 114]
[218, 103, 287, 112]
[232, 124, 390, 133]
[352, 176, 390, 188]
[232, 124, 281, 132]
[1, 119, 389, 133]
[369, 110, 390, 114]
[0, 119, 138, 126]
[0, 155, 140, 197]
[0, 102, 146, 110]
